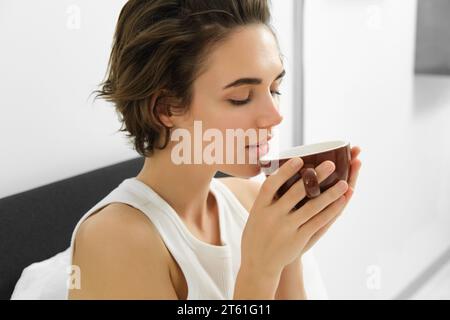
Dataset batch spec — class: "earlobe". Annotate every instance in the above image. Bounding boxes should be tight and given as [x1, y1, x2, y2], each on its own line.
[159, 113, 174, 128]
[151, 90, 175, 128]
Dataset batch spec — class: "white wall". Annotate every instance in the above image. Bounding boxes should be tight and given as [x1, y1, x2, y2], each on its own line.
[303, 0, 450, 299]
[270, 0, 295, 151]
[0, 0, 131, 198]
[0, 0, 296, 198]
[251, 0, 296, 184]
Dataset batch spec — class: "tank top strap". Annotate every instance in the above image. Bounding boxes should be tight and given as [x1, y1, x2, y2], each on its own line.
[67, 177, 234, 299]
[210, 177, 250, 225]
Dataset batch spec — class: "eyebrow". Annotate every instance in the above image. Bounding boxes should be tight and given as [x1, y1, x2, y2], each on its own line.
[223, 69, 286, 90]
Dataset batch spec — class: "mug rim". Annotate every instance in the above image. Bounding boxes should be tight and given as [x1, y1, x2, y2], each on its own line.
[259, 140, 349, 163]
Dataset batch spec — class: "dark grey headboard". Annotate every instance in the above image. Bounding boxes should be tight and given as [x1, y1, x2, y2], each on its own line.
[0, 157, 229, 300]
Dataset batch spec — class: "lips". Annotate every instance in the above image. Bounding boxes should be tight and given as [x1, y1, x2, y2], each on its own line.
[245, 136, 272, 148]
[245, 142, 270, 157]
[246, 142, 266, 148]
[245, 142, 268, 148]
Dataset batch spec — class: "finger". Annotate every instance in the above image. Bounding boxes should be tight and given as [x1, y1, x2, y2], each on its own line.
[343, 146, 361, 198]
[348, 159, 361, 189]
[344, 159, 362, 200]
[339, 160, 362, 210]
[317, 150, 361, 235]
[275, 160, 336, 213]
[291, 179, 348, 226]
[258, 157, 304, 206]
[309, 154, 359, 243]
[348, 147, 361, 186]
[351, 146, 361, 159]
[297, 193, 346, 241]
[303, 209, 342, 252]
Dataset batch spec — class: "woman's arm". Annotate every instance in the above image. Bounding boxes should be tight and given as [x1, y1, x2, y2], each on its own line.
[220, 178, 306, 299]
[220, 177, 307, 299]
[69, 204, 179, 299]
[275, 257, 307, 299]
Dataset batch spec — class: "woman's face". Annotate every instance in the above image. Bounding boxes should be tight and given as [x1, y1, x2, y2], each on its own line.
[170, 24, 284, 178]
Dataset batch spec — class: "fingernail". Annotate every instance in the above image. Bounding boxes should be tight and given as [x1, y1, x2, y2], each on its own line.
[290, 157, 302, 168]
[337, 180, 348, 191]
[326, 161, 335, 172]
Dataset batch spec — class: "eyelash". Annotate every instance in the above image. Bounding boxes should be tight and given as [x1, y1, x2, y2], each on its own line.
[228, 90, 282, 106]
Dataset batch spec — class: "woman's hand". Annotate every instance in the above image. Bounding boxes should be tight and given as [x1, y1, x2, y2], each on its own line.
[301, 146, 362, 253]
[241, 156, 352, 280]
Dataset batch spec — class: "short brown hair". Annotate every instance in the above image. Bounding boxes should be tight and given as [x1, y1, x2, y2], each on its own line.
[92, 0, 277, 157]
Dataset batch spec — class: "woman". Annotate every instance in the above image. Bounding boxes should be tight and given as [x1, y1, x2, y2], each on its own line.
[12, 0, 361, 300]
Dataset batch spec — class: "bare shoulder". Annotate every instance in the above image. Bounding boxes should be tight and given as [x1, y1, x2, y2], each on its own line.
[69, 203, 178, 299]
[217, 177, 263, 212]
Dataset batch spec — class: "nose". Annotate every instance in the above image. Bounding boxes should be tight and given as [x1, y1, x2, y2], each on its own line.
[256, 93, 284, 128]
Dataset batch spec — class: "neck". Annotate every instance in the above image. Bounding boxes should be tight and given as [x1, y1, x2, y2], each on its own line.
[135, 148, 217, 226]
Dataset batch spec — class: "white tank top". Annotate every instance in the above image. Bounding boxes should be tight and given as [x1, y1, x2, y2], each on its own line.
[11, 177, 328, 300]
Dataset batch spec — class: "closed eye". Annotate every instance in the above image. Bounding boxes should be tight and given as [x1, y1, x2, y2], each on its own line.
[228, 90, 282, 106]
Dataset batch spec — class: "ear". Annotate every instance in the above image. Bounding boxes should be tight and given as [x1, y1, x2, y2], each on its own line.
[151, 91, 174, 128]
[158, 110, 173, 128]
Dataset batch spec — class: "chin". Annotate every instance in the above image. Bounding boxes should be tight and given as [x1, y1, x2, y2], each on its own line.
[217, 163, 262, 179]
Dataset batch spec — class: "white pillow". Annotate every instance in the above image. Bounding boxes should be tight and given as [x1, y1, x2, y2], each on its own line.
[10, 248, 71, 300]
